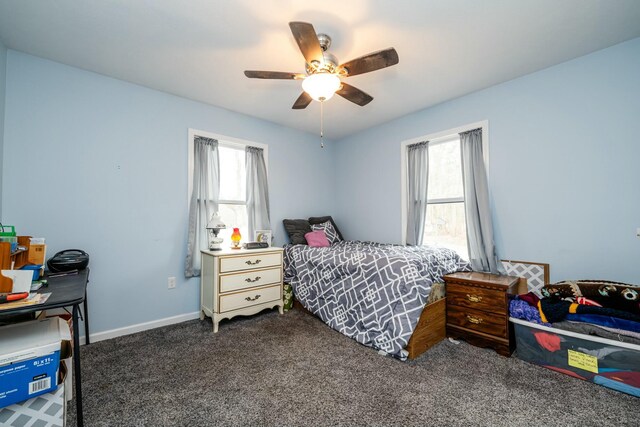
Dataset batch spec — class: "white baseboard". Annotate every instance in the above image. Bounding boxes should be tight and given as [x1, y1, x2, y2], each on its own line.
[79, 311, 201, 345]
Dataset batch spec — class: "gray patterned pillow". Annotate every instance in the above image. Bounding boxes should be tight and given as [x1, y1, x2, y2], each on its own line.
[311, 221, 342, 245]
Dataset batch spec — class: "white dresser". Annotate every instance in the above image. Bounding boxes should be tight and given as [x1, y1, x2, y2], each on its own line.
[200, 246, 284, 332]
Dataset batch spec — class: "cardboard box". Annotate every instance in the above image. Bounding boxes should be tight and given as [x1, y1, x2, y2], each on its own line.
[28, 243, 47, 266]
[0, 318, 72, 408]
[46, 314, 74, 402]
[0, 365, 66, 427]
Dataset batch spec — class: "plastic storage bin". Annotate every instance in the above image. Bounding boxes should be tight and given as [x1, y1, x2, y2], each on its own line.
[20, 264, 43, 281]
[510, 317, 640, 397]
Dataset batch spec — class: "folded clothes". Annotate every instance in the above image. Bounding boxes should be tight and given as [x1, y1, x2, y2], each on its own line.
[509, 299, 550, 325]
[541, 280, 639, 314]
[577, 346, 623, 359]
[596, 325, 640, 341]
[534, 331, 561, 352]
[519, 292, 540, 307]
[538, 298, 640, 324]
[565, 313, 640, 334]
[586, 348, 640, 371]
[553, 320, 640, 346]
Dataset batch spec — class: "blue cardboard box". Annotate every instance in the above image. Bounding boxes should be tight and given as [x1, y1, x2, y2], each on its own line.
[0, 362, 67, 427]
[0, 318, 71, 408]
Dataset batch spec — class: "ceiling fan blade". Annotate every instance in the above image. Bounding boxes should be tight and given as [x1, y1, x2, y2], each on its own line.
[244, 70, 305, 80]
[289, 21, 324, 65]
[292, 92, 313, 109]
[336, 83, 373, 106]
[339, 48, 399, 77]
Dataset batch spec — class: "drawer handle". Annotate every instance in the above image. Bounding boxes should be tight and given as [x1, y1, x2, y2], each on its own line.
[245, 294, 261, 302]
[466, 315, 484, 324]
[245, 276, 261, 283]
[466, 294, 483, 303]
[245, 259, 262, 266]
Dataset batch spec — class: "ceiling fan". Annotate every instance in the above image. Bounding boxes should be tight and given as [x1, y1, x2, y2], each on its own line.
[244, 22, 399, 109]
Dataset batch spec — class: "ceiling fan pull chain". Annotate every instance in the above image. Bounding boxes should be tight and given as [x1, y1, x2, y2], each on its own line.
[320, 100, 324, 148]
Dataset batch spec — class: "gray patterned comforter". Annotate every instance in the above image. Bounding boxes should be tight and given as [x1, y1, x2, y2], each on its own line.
[284, 241, 470, 359]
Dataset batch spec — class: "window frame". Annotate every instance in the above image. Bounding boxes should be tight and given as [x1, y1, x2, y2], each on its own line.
[399, 121, 489, 245]
[187, 128, 268, 208]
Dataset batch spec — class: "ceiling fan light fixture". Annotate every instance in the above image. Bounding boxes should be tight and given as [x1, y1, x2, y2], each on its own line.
[302, 72, 341, 101]
[245, 22, 398, 110]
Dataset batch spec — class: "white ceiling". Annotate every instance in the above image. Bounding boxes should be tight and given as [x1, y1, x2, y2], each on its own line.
[1, 0, 639, 139]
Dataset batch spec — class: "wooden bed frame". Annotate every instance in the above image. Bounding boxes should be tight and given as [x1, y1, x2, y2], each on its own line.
[293, 296, 447, 360]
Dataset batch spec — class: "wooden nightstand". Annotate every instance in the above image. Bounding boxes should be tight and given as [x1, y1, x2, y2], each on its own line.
[444, 272, 520, 356]
[200, 246, 284, 332]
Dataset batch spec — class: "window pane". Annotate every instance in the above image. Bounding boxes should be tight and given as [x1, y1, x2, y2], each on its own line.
[218, 204, 248, 247]
[422, 202, 468, 260]
[427, 138, 463, 200]
[219, 146, 245, 201]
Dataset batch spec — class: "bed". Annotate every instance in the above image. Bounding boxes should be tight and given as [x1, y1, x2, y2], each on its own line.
[284, 240, 470, 360]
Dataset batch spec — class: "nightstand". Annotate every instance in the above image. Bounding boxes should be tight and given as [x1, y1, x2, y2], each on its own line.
[444, 272, 520, 356]
[200, 246, 284, 332]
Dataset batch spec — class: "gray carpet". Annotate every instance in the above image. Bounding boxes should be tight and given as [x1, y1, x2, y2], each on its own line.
[68, 309, 638, 427]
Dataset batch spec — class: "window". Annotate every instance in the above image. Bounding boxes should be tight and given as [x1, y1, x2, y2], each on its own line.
[188, 130, 268, 245]
[401, 122, 488, 261]
[422, 136, 468, 259]
[218, 144, 248, 243]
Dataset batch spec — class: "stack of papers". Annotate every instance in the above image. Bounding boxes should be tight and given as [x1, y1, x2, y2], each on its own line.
[0, 293, 51, 311]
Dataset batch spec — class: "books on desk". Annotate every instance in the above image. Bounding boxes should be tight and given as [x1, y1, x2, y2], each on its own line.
[30, 280, 47, 292]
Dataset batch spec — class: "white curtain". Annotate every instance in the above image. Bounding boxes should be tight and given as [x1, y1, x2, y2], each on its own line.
[246, 146, 271, 240]
[460, 129, 503, 273]
[185, 136, 219, 278]
[405, 141, 429, 246]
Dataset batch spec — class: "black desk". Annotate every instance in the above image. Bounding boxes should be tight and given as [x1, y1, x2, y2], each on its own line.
[0, 269, 90, 427]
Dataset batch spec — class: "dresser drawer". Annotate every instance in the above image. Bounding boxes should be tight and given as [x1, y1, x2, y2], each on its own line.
[219, 284, 281, 313]
[447, 283, 506, 315]
[219, 267, 282, 293]
[220, 252, 282, 273]
[447, 306, 507, 337]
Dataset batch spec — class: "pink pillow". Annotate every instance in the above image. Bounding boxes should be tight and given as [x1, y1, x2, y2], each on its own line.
[304, 230, 330, 247]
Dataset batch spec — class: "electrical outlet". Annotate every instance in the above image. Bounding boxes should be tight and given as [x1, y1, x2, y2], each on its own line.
[168, 276, 176, 289]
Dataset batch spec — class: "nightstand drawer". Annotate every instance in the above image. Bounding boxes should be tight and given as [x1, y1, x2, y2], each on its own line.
[219, 267, 282, 293]
[447, 306, 507, 337]
[219, 284, 281, 313]
[447, 283, 506, 315]
[220, 252, 282, 273]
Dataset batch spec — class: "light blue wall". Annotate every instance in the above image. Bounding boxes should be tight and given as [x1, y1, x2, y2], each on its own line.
[2, 51, 336, 335]
[0, 41, 6, 216]
[334, 37, 640, 284]
[3, 37, 639, 335]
